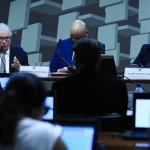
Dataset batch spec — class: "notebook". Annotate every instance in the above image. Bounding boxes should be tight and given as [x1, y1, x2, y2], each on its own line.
[122, 93, 150, 140]
[42, 91, 56, 120]
[48, 119, 99, 150]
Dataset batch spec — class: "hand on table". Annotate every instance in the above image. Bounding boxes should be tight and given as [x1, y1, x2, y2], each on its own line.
[11, 56, 20, 70]
[58, 67, 69, 73]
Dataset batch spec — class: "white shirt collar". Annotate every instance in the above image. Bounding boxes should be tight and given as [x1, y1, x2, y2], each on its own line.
[5, 48, 10, 55]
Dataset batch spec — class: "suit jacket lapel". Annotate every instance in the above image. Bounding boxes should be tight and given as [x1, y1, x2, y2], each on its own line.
[9, 46, 14, 72]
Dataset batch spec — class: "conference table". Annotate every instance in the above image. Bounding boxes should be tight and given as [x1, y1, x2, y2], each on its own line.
[41, 75, 150, 91]
[41, 75, 150, 83]
[99, 132, 150, 150]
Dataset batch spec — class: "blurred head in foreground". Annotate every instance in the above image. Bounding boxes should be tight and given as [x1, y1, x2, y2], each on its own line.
[0, 73, 47, 146]
[72, 38, 102, 72]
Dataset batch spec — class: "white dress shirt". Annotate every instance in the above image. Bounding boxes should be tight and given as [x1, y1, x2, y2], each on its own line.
[0, 117, 61, 150]
[0, 48, 10, 73]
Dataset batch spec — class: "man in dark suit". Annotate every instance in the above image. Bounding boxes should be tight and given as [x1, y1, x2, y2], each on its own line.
[133, 44, 150, 67]
[52, 38, 128, 117]
[50, 20, 105, 73]
[0, 23, 29, 73]
[9, 46, 28, 73]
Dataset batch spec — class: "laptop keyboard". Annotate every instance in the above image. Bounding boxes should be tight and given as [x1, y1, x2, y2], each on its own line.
[122, 131, 149, 139]
[133, 132, 148, 138]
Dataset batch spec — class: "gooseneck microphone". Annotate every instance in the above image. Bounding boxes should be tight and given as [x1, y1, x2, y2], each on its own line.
[57, 39, 72, 67]
[145, 62, 150, 68]
[117, 74, 150, 93]
[0, 47, 6, 73]
[50, 39, 75, 73]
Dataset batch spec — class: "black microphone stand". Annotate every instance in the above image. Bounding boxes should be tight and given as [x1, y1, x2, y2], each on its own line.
[118, 74, 150, 93]
[57, 39, 75, 73]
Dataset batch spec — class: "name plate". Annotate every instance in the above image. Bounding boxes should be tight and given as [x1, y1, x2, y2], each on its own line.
[20, 66, 51, 78]
[124, 67, 150, 80]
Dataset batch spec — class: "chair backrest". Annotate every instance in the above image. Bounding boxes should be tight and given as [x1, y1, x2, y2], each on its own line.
[98, 55, 117, 76]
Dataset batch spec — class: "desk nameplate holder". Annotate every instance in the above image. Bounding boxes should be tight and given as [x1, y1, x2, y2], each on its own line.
[20, 66, 51, 77]
[124, 67, 150, 80]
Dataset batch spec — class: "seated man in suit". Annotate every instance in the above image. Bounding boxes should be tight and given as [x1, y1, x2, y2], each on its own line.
[133, 44, 150, 67]
[0, 23, 29, 73]
[50, 20, 105, 73]
[52, 38, 128, 117]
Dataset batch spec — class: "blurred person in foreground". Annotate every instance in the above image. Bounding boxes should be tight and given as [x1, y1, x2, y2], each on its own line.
[0, 73, 67, 150]
[52, 38, 128, 117]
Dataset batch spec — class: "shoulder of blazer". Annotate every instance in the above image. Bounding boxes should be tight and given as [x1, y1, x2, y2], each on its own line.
[141, 44, 150, 50]
[61, 38, 72, 44]
[99, 42, 105, 47]
[10, 46, 26, 55]
[10, 46, 24, 51]
[101, 42, 105, 46]
[140, 44, 150, 54]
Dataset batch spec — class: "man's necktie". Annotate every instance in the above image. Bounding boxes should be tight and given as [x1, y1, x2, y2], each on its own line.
[0, 53, 6, 73]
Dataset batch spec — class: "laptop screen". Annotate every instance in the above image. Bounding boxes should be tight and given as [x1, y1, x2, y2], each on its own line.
[53, 125, 95, 150]
[0, 76, 9, 90]
[42, 96, 54, 120]
[135, 99, 150, 128]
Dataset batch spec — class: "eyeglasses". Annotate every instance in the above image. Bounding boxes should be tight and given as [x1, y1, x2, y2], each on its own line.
[0, 36, 11, 42]
[71, 33, 87, 41]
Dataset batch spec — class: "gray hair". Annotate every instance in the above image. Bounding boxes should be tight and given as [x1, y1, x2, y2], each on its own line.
[0, 23, 12, 37]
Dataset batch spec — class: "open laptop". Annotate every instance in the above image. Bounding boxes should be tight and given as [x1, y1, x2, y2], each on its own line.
[98, 54, 117, 76]
[42, 91, 56, 120]
[122, 93, 150, 140]
[47, 119, 99, 150]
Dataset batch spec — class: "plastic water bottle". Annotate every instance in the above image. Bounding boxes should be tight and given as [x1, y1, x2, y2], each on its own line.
[135, 84, 144, 93]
